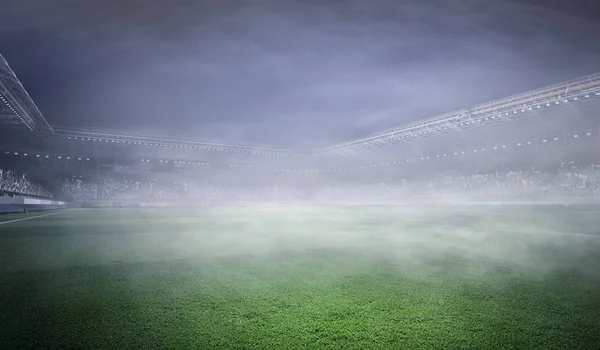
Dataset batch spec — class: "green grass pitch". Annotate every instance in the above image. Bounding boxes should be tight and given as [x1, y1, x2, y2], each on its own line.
[1, 206, 600, 349]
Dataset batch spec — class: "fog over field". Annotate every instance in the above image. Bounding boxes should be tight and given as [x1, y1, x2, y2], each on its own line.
[2, 207, 599, 277]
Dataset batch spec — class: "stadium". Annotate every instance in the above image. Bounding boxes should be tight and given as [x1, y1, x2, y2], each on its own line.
[2, 6, 600, 348]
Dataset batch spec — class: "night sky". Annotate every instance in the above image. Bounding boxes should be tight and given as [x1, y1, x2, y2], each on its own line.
[1, 0, 600, 148]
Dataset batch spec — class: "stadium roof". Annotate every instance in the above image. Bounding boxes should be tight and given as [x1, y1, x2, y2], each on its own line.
[42, 71, 600, 157]
[49, 127, 314, 157]
[3, 49, 599, 156]
[321, 72, 600, 155]
[0, 54, 54, 133]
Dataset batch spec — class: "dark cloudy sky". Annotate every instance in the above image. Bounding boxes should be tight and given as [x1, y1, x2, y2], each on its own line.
[1, 0, 599, 148]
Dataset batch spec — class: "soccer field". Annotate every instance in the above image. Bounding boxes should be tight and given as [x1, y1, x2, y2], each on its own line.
[1, 206, 600, 349]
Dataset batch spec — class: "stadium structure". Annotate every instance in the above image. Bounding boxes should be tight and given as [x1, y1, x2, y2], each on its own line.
[1, 50, 600, 207]
[0, 55, 53, 133]
[1, 51, 600, 205]
[3, 54, 600, 349]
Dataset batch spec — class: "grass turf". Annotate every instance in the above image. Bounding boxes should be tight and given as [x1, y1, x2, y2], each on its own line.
[1, 206, 600, 349]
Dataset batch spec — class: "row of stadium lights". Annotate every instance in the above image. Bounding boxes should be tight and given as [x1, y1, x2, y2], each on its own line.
[139, 159, 210, 166]
[5, 151, 91, 161]
[277, 132, 594, 172]
[5, 130, 594, 173]
[336, 92, 600, 151]
[140, 159, 253, 168]
[0, 94, 33, 131]
[4, 151, 257, 168]
[65, 137, 295, 156]
[62, 92, 600, 156]
[6, 92, 599, 167]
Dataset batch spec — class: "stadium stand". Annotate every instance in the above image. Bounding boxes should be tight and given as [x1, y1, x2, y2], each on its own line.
[59, 164, 600, 205]
[0, 167, 53, 199]
[2, 53, 600, 210]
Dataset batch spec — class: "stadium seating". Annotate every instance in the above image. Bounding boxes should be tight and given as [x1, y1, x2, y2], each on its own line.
[0, 168, 53, 199]
[61, 165, 600, 204]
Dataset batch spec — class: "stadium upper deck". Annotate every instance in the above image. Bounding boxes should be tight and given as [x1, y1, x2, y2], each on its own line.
[323, 72, 600, 155]
[45, 71, 600, 157]
[1, 51, 600, 157]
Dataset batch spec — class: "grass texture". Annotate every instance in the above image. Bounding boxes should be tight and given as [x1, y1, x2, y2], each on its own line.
[1, 206, 600, 349]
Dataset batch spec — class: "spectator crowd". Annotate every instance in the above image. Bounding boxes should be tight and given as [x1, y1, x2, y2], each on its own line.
[0, 168, 53, 198]
[61, 165, 600, 204]
[3, 163, 600, 203]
